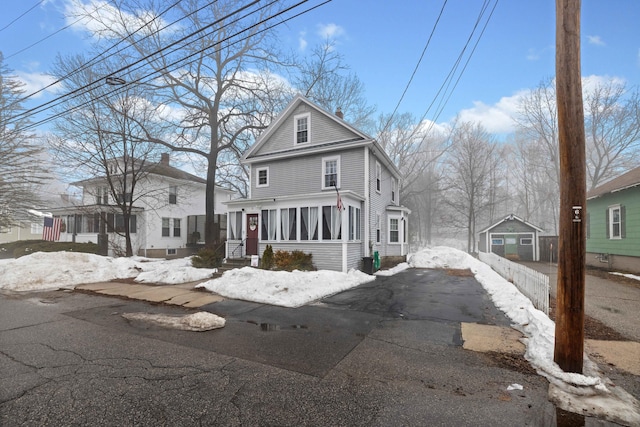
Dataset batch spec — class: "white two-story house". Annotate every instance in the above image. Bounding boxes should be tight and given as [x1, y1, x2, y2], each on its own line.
[48, 153, 234, 258]
[225, 95, 410, 272]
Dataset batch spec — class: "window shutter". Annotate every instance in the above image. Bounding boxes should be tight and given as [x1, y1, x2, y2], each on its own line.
[621, 205, 626, 238]
[605, 209, 609, 239]
[586, 212, 590, 239]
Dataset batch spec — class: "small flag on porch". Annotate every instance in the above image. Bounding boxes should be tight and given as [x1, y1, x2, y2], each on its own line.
[42, 217, 62, 241]
[336, 190, 344, 212]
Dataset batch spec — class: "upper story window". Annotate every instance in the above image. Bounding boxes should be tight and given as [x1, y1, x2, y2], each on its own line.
[169, 185, 177, 204]
[322, 156, 340, 189]
[375, 162, 382, 193]
[256, 166, 269, 188]
[391, 177, 397, 203]
[96, 186, 109, 205]
[294, 113, 310, 144]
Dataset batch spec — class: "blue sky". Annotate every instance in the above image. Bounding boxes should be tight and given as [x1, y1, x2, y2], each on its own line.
[1, 0, 639, 135]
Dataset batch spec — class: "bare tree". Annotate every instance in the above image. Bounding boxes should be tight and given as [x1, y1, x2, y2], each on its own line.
[443, 120, 503, 253]
[295, 41, 376, 132]
[68, 0, 291, 248]
[0, 53, 47, 229]
[374, 112, 449, 246]
[48, 54, 165, 256]
[584, 79, 640, 190]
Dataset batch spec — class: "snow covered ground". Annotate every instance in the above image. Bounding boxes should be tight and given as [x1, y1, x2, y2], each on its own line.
[0, 247, 638, 424]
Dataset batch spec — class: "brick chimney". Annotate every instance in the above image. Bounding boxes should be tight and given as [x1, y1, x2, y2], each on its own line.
[160, 153, 170, 165]
[335, 107, 344, 119]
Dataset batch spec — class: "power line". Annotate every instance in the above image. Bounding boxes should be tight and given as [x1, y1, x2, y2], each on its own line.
[12, 0, 262, 126]
[379, 0, 448, 136]
[0, 0, 46, 32]
[20, 0, 331, 131]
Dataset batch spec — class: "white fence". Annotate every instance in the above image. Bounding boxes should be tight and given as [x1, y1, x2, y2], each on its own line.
[478, 251, 550, 315]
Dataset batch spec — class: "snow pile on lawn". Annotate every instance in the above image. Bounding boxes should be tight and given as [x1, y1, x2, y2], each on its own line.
[0, 252, 216, 291]
[374, 262, 410, 276]
[197, 267, 375, 308]
[610, 271, 640, 282]
[408, 246, 640, 426]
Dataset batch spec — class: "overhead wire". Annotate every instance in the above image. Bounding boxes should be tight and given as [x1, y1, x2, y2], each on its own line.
[14, 0, 187, 104]
[11, 0, 262, 126]
[0, 0, 46, 32]
[19, 0, 331, 131]
[379, 0, 448, 137]
[386, 0, 499, 151]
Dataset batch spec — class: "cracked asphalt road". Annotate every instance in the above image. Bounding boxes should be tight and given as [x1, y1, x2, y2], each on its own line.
[1, 269, 558, 426]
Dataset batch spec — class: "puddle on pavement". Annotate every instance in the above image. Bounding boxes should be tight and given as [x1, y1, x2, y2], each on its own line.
[246, 320, 308, 332]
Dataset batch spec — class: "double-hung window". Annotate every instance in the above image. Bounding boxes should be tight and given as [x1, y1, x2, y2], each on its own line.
[348, 206, 361, 241]
[375, 162, 382, 193]
[169, 186, 177, 204]
[608, 205, 624, 239]
[256, 167, 269, 188]
[229, 212, 242, 240]
[295, 113, 310, 144]
[391, 178, 397, 203]
[389, 217, 400, 243]
[376, 213, 381, 244]
[322, 156, 340, 189]
[161, 218, 179, 237]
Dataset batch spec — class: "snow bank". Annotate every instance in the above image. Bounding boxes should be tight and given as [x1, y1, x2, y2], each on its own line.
[0, 252, 216, 291]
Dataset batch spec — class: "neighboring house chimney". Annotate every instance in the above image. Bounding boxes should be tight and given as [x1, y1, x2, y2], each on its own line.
[160, 153, 170, 165]
[335, 107, 344, 119]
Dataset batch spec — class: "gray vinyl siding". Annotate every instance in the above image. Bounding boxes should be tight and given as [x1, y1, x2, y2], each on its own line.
[253, 104, 361, 156]
[368, 151, 397, 257]
[258, 241, 343, 271]
[347, 242, 363, 270]
[252, 148, 365, 199]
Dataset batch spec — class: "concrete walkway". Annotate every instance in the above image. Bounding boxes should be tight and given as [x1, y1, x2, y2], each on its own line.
[76, 281, 223, 308]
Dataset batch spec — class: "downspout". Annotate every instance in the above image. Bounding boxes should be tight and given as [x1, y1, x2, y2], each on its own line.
[364, 146, 370, 259]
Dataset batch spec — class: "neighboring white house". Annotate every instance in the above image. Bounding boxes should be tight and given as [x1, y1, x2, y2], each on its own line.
[225, 95, 411, 272]
[46, 153, 235, 258]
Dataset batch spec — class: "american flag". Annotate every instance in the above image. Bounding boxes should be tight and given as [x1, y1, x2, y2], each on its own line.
[42, 217, 62, 241]
[336, 190, 344, 212]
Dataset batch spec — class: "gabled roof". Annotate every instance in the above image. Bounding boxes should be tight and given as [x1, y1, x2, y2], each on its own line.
[587, 166, 640, 199]
[478, 213, 544, 234]
[72, 157, 207, 187]
[243, 94, 373, 161]
[242, 94, 402, 178]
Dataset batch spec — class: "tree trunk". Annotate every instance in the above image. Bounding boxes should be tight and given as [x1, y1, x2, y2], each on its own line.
[205, 153, 218, 249]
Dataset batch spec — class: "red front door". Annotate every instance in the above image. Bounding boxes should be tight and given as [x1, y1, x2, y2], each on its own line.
[246, 214, 259, 256]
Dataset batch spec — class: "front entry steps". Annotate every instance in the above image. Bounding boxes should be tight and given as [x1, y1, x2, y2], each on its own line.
[211, 257, 253, 279]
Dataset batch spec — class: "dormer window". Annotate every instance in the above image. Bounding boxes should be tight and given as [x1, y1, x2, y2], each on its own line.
[294, 113, 310, 144]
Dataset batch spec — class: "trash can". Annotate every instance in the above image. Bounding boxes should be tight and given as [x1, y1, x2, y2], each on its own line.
[362, 257, 374, 274]
[373, 251, 380, 270]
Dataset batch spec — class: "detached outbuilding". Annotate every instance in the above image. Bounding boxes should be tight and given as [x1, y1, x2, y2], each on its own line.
[478, 214, 544, 261]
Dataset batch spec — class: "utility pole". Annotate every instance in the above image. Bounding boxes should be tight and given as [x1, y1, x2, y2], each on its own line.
[554, 0, 586, 373]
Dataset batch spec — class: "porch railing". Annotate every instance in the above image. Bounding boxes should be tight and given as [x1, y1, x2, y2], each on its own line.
[478, 251, 549, 315]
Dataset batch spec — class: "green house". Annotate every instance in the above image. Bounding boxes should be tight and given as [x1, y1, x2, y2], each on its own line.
[586, 166, 640, 274]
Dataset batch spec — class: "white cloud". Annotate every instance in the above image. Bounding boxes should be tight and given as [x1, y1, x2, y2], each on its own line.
[587, 35, 605, 46]
[64, 0, 169, 39]
[16, 71, 61, 97]
[317, 23, 345, 40]
[526, 48, 540, 61]
[298, 30, 308, 51]
[457, 90, 529, 134]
